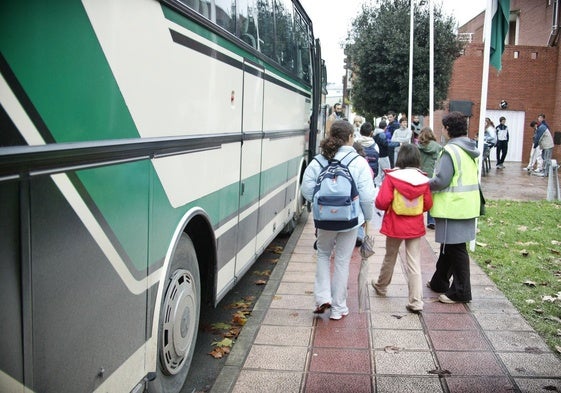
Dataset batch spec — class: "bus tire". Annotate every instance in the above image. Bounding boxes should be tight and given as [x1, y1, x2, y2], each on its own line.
[150, 233, 200, 393]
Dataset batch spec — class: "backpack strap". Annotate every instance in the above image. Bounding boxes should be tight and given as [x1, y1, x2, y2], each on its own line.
[313, 154, 327, 168]
[340, 151, 359, 166]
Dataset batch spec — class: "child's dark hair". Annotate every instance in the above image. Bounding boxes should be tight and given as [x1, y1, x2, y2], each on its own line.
[395, 144, 421, 169]
[360, 122, 373, 137]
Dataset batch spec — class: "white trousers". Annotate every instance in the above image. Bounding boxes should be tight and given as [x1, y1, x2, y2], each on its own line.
[315, 228, 358, 316]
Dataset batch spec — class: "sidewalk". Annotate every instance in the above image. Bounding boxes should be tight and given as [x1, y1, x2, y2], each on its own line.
[210, 163, 561, 393]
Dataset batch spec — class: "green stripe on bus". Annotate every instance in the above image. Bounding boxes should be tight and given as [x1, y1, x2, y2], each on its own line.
[0, 1, 138, 143]
[76, 155, 301, 271]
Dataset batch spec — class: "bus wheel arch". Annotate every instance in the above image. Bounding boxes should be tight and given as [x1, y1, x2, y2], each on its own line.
[149, 211, 216, 393]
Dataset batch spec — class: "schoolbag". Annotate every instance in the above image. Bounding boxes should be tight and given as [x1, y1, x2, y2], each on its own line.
[312, 152, 360, 230]
[362, 144, 379, 178]
[392, 189, 423, 216]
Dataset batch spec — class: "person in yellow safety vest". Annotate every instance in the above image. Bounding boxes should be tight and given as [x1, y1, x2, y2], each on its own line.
[426, 111, 481, 304]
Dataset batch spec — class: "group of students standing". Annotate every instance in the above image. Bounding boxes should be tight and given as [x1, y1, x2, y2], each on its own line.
[302, 110, 480, 320]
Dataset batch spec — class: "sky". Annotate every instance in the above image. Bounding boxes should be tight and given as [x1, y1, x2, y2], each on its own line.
[299, 0, 487, 83]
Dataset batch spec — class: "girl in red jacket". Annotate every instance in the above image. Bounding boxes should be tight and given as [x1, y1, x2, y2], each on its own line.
[371, 144, 433, 312]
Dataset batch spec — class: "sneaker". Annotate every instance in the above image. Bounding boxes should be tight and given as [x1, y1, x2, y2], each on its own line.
[355, 238, 363, 247]
[427, 223, 435, 229]
[533, 171, 546, 177]
[438, 294, 458, 304]
[371, 280, 386, 296]
[406, 304, 423, 313]
[329, 311, 349, 320]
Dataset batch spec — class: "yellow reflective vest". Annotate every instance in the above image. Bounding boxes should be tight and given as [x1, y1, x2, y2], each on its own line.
[430, 144, 480, 219]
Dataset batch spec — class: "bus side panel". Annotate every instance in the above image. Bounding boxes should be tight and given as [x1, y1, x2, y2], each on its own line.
[29, 174, 149, 392]
[257, 73, 309, 247]
[0, 181, 24, 387]
[235, 61, 265, 277]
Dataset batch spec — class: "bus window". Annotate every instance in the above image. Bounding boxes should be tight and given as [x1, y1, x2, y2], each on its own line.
[274, 0, 295, 71]
[256, 0, 275, 59]
[215, 0, 236, 34]
[236, 0, 258, 49]
[179, 0, 211, 18]
[294, 9, 311, 83]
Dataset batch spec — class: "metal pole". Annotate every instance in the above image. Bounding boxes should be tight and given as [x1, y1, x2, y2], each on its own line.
[408, 0, 414, 126]
[471, 0, 494, 252]
[429, 0, 434, 130]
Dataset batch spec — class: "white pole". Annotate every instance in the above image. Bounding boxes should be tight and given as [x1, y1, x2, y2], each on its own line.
[470, 0, 494, 252]
[408, 0, 414, 126]
[429, 0, 434, 130]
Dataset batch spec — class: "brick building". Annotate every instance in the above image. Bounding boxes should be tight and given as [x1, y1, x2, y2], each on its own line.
[440, 0, 560, 163]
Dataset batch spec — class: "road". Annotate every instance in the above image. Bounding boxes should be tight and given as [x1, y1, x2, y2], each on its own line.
[180, 232, 291, 393]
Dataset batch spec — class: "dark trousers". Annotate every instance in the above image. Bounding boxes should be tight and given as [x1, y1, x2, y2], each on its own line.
[496, 140, 508, 165]
[429, 243, 472, 302]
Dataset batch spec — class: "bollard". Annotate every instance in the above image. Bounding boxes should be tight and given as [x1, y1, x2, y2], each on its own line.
[547, 159, 560, 201]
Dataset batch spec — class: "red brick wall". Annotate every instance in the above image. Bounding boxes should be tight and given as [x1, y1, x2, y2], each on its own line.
[446, 44, 560, 162]
[458, 0, 556, 46]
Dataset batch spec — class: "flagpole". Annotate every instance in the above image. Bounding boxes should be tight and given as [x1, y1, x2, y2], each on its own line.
[408, 0, 414, 126]
[429, 0, 434, 130]
[471, 0, 494, 251]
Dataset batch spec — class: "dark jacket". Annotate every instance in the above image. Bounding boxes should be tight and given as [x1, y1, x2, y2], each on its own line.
[373, 128, 400, 158]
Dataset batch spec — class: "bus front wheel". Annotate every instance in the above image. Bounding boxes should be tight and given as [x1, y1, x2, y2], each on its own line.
[150, 233, 200, 393]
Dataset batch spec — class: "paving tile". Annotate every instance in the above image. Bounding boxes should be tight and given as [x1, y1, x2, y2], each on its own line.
[313, 326, 369, 349]
[498, 352, 561, 377]
[243, 345, 308, 371]
[370, 312, 423, 330]
[470, 265, 494, 278]
[423, 313, 478, 331]
[371, 329, 430, 351]
[276, 281, 314, 295]
[314, 311, 368, 329]
[281, 271, 315, 283]
[515, 377, 561, 393]
[473, 311, 534, 331]
[373, 350, 435, 375]
[254, 325, 312, 346]
[428, 329, 492, 351]
[305, 372, 372, 393]
[309, 348, 371, 373]
[467, 298, 518, 313]
[370, 296, 413, 313]
[375, 376, 443, 393]
[470, 284, 509, 299]
[435, 351, 506, 376]
[444, 376, 515, 392]
[270, 293, 313, 309]
[262, 308, 315, 327]
[231, 370, 302, 393]
[485, 330, 551, 352]
[284, 261, 317, 272]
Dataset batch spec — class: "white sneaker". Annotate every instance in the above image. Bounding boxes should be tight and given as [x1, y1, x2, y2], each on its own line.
[329, 311, 349, 320]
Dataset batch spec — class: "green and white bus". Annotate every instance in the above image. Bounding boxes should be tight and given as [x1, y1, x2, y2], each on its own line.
[0, 0, 324, 392]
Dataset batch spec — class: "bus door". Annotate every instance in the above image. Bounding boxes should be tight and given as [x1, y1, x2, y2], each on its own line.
[235, 60, 265, 277]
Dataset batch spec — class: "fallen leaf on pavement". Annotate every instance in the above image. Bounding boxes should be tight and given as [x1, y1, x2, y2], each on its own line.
[384, 345, 402, 354]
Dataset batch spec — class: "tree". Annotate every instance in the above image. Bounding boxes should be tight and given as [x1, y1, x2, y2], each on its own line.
[345, 0, 464, 121]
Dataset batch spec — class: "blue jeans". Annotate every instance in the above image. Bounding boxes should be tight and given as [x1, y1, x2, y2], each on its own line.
[427, 211, 435, 226]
